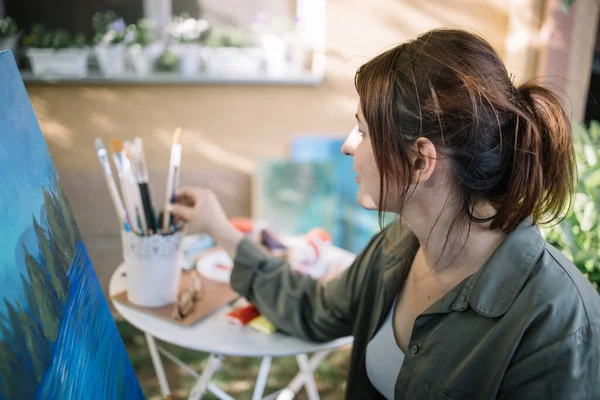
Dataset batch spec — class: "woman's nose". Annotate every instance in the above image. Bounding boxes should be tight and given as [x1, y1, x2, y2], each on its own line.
[341, 126, 360, 156]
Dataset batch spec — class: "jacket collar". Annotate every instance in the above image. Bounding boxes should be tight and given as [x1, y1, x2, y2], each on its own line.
[451, 219, 546, 317]
[383, 218, 546, 319]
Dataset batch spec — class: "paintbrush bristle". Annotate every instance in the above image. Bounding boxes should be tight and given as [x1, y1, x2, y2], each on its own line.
[95, 138, 105, 153]
[173, 127, 182, 144]
[111, 139, 123, 154]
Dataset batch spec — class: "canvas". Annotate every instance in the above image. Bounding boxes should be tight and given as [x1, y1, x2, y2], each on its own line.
[289, 135, 380, 253]
[0, 51, 143, 399]
[252, 159, 339, 238]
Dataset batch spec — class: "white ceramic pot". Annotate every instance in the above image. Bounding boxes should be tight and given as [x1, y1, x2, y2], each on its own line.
[287, 36, 310, 74]
[128, 42, 163, 75]
[260, 34, 288, 77]
[122, 230, 183, 308]
[203, 47, 264, 76]
[26, 47, 90, 77]
[0, 33, 20, 54]
[172, 43, 202, 76]
[94, 44, 126, 76]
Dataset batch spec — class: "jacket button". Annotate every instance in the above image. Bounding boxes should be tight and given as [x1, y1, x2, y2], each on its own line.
[411, 345, 419, 354]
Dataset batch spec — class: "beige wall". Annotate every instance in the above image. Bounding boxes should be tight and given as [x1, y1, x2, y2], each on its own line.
[536, 0, 599, 122]
[26, 0, 511, 296]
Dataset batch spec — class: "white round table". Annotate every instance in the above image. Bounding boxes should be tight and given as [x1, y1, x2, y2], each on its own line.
[110, 245, 355, 400]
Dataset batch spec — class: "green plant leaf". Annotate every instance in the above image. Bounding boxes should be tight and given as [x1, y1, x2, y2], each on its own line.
[0, 17, 18, 40]
[584, 144, 598, 166]
[590, 120, 600, 142]
[581, 202, 597, 232]
[574, 250, 597, 266]
[558, 219, 579, 252]
[582, 169, 600, 189]
[562, 0, 575, 12]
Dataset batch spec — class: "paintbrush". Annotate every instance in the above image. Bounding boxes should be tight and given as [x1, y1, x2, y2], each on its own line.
[94, 138, 130, 232]
[124, 141, 148, 235]
[110, 139, 140, 235]
[133, 138, 157, 233]
[162, 127, 183, 231]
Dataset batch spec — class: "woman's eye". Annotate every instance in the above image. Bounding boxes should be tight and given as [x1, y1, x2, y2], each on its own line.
[353, 125, 364, 137]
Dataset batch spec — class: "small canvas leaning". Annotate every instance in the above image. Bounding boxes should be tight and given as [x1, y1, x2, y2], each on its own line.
[0, 50, 143, 399]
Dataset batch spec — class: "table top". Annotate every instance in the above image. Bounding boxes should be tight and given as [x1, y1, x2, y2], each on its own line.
[109, 245, 355, 357]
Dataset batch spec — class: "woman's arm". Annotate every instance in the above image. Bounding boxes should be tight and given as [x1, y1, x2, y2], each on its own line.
[170, 186, 384, 342]
[498, 324, 600, 399]
[230, 233, 383, 342]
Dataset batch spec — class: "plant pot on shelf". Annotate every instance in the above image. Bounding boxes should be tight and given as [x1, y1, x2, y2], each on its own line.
[203, 47, 264, 77]
[172, 43, 202, 77]
[128, 42, 163, 75]
[287, 36, 311, 75]
[26, 47, 90, 77]
[0, 32, 21, 54]
[260, 34, 288, 77]
[94, 43, 126, 76]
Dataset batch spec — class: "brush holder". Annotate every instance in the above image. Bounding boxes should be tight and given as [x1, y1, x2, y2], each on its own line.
[122, 230, 183, 307]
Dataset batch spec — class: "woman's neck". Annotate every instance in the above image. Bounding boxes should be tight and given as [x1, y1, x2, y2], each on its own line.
[402, 197, 506, 280]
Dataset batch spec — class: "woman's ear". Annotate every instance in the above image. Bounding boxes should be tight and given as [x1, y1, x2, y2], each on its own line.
[411, 138, 436, 184]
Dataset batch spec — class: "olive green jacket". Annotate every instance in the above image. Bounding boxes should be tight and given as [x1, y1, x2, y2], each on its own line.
[231, 220, 600, 399]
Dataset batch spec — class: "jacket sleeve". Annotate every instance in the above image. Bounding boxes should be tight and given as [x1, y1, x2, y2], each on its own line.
[499, 324, 600, 399]
[230, 233, 384, 342]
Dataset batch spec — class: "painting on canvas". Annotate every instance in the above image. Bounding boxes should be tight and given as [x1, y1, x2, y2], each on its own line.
[0, 51, 143, 399]
[253, 159, 339, 238]
[289, 135, 380, 253]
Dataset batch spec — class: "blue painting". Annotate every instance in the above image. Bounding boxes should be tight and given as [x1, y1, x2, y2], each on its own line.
[254, 159, 339, 237]
[289, 135, 380, 253]
[0, 51, 143, 399]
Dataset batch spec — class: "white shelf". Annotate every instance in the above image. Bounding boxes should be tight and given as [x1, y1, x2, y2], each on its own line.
[20, 70, 324, 86]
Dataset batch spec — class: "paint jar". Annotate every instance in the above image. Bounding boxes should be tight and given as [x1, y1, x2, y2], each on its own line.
[121, 230, 183, 307]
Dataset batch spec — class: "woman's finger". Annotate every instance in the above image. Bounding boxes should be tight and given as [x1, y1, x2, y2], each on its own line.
[174, 192, 195, 207]
[169, 203, 194, 221]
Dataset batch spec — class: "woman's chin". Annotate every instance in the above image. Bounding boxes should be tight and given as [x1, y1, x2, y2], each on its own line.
[357, 193, 378, 210]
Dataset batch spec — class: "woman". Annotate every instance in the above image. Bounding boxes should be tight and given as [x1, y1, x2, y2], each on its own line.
[171, 29, 600, 399]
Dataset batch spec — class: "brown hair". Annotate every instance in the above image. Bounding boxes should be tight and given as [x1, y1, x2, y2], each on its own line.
[355, 29, 575, 238]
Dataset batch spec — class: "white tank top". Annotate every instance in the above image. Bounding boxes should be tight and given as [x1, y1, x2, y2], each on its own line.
[365, 297, 405, 399]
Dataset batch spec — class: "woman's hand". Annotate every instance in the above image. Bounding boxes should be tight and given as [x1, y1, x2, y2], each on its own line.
[170, 186, 243, 259]
[170, 186, 228, 236]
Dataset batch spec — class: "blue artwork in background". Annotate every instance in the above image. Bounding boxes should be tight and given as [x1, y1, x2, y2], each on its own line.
[289, 135, 380, 253]
[0, 51, 143, 399]
[255, 159, 339, 240]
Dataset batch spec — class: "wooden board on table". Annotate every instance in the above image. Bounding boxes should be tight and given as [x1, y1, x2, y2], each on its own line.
[112, 269, 239, 327]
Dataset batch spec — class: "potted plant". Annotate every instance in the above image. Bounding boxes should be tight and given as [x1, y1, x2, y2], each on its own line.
[544, 120, 600, 293]
[22, 24, 89, 77]
[126, 18, 163, 75]
[153, 49, 179, 73]
[250, 13, 299, 76]
[0, 17, 20, 54]
[92, 10, 127, 76]
[203, 26, 264, 76]
[167, 15, 209, 76]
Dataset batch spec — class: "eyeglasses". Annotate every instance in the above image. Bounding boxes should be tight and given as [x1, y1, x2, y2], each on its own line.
[172, 269, 204, 321]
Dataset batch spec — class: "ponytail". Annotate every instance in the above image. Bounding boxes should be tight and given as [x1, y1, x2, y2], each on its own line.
[493, 81, 575, 231]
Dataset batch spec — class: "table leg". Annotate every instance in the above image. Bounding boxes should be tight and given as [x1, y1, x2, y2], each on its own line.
[188, 354, 224, 400]
[274, 350, 330, 400]
[158, 347, 233, 400]
[145, 332, 171, 398]
[252, 356, 272, 400]
[296, 354, 320, 400]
